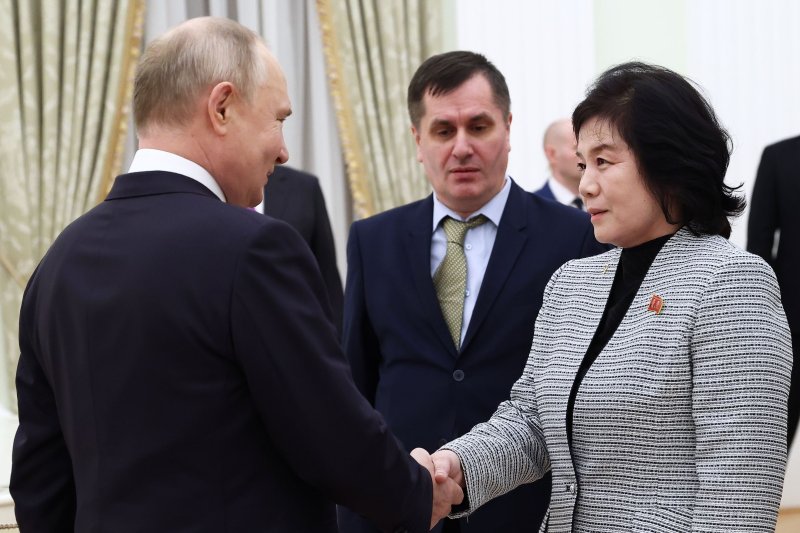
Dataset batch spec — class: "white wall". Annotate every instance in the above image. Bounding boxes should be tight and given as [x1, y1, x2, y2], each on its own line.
[456, 0, 800, 249]
[456, 0, 800, 507]
[456, 0, 595, 193]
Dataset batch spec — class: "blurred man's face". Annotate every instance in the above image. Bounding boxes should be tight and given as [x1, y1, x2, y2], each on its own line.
[412, 74, 511, 218]
[547, 120, 582, 189]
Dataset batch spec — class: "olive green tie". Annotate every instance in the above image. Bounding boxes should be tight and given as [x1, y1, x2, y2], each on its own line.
[433, 215, 488, 349]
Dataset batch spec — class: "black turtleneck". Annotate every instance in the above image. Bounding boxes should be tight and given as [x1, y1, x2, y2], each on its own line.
[566, 233, 673, 448]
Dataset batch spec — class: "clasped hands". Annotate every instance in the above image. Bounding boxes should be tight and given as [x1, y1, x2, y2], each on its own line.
[410, 448, 465, 529]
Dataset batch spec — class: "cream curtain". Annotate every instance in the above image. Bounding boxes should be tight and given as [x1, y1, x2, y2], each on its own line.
[0, 0, 145, 410]
[317, 0, 444, 218]
[135, 0, 350, 281]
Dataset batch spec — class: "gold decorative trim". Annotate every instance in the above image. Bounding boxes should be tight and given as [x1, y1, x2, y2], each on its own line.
[315, 0, 375, 219]
[97, 0, 145, 203]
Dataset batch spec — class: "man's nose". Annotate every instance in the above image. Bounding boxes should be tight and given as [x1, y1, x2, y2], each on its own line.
[451, 130, 473, 159]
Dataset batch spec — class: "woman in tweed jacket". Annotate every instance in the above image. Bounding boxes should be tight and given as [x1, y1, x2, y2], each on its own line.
[426, 62, 793, 532]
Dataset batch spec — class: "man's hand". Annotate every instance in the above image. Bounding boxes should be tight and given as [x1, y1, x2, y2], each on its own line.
[431, 449, 463, 487]
[411, 448, 464, 529]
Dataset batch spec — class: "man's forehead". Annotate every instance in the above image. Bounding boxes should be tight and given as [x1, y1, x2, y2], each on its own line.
[421, 96, 503, 124]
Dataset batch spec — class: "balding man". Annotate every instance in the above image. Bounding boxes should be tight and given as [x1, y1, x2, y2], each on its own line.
[10, 17, 460, 532]
[535, 118, 584, 209]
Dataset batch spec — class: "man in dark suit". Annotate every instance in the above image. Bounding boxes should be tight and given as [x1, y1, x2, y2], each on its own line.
[262, 165, 343, 333]
[535, 118, 585, 209]
[338, 51, 607, 533]
[10, 17, 463, 532]
[747, 134, 800, 448]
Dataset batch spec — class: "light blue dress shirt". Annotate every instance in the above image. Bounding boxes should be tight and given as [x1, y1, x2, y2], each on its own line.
[431, 177, 512, 345]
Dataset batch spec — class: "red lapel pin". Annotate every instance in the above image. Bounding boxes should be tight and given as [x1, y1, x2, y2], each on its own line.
[648, 294, 664, 314]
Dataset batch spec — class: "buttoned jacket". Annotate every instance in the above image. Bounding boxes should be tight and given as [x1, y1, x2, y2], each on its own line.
[446, 228, 792, 533]
[340, 180, 607, 532]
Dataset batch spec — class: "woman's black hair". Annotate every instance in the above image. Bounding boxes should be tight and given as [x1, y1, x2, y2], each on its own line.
[572, 61, 744, 237]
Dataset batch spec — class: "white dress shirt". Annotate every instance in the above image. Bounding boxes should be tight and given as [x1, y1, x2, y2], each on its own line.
[431, 177, 512, 345]
[546, 175, 582, 208]
[128, 149, 227, 203]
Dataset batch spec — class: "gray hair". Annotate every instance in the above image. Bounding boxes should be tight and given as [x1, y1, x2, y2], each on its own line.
[133, 17, 268, 134]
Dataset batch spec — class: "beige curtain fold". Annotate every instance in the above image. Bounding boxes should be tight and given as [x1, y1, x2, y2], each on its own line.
[0, 0, 145, 411]
[317, 0, 443, 218]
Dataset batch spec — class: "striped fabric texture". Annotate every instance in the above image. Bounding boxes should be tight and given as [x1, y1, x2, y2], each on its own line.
[444, 228, 793, 532]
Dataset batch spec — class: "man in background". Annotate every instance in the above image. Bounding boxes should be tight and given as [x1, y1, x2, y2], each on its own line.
[339, 51, 606, 533]
[262, 165, 343, 334]
[10, 17, 461, 532]
[535, 118, 585, 210]
[747, 134, 800, 448]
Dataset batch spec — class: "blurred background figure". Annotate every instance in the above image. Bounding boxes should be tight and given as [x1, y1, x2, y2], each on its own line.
[535, 118, 585, 210]
[260, 165, 344, 335]
[747, 134, 800, 448]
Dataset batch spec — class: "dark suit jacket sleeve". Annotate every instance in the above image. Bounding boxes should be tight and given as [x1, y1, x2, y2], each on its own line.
[12, 273, 78, 531]
[579, 220, 613, 256]
[342, 222, 381, 404]
[308, 179, 344, 336]
[230, 221, 429, 532]
[747, 145, 779, 264]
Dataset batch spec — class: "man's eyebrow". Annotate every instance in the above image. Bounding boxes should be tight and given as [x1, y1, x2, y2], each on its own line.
[428, 117, 455, 130]
[467, 112, 492, 122]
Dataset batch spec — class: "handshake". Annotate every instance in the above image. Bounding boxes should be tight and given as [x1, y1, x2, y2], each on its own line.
[410, 448, 466, 529]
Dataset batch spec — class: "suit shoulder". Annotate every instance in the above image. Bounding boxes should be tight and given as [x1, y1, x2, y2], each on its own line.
[271, 165, 317, 182]
[652, 232, 776, 284]
[701, 234, 775, 273]
[352, 197, 429, 229]
[763, 134, 800, 157]
[524, 190, 592, 226]
[560, 246, 618, 272]
[171, 199, 301, 247]
[269, 166, 321, 194]
[532, 182, 554, 200]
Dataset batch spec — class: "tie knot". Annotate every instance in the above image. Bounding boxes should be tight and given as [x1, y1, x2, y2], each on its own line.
[572, 196, 584, 210]
[442, 215, 488, 244]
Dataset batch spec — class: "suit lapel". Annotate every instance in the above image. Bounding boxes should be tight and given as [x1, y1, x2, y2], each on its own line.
[405, 196, 460, 357]
[571, 249, 618, 368]
[461, 183, 528, 352]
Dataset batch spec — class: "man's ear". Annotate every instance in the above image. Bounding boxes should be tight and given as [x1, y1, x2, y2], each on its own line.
[544, 143, 556, 163]
[208, 82, 235, 135]
[506, 112, 512, 153]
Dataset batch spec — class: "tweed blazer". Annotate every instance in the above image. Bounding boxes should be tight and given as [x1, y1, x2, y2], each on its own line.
[444, 228, 792, 533]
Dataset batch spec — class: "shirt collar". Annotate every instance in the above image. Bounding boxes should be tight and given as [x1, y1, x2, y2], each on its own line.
[128, 149, 227, 202]
[546, 175, 579, 206]
[432, 176, 511, 232]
